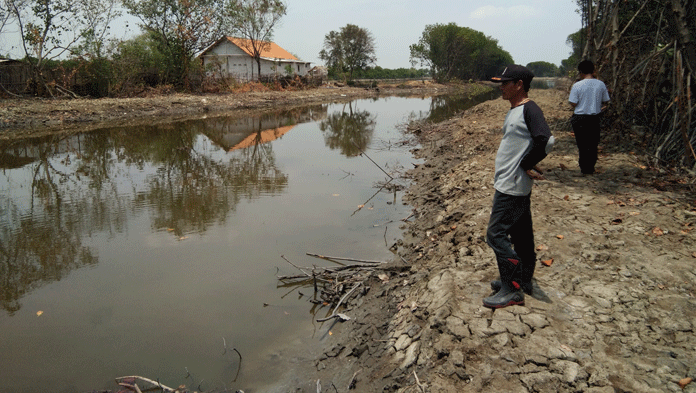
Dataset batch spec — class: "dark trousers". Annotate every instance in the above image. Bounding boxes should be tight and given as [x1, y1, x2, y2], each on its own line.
[571, 114, 601, 174]
[486, 191, 536, 287]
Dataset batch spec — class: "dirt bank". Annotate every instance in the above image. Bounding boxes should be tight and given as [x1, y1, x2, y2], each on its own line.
[0, 81, 460, 141]
[312, 88, 696, 393]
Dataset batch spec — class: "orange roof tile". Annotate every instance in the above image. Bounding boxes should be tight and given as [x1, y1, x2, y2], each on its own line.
[226, 37, 298, 61]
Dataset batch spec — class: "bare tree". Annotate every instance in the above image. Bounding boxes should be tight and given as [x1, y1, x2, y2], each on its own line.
[0, 0, 16, 45]
[224, 0, 287, 79]
[576, 0, 696, 168]
[6, 0, 120, 95]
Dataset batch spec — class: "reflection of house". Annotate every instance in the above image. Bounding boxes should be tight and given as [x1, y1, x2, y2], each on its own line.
[203, 116, 297, 150]
[228, 125, 295, 151]
[199, 37, 311, 81]
[202, 105, 328, 151]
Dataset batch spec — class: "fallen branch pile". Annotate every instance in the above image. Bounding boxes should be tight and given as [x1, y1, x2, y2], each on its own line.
[278, 253, 392, 322]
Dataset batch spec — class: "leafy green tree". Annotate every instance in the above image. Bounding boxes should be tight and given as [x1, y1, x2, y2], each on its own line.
[123, 0, 225, 87]
[224, 0, 287, 79]
[525, 61, 560, 77]
[319, 24, 376, 80]
[319, 30, 343, 76]
[109, 32, 168, 93]
[409, 23, 512, 82]
[560, 28, 584, 77]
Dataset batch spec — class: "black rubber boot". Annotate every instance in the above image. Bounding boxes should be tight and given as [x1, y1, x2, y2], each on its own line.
[491, 278, 533, 295]
[484, 256, 525, 308]
[483, 282, 524, 308]
[519, 259, 536, 292]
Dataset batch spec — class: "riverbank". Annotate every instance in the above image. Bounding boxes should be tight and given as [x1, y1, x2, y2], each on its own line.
[311, 88, 696, 392]
[0, 80, 466, 140]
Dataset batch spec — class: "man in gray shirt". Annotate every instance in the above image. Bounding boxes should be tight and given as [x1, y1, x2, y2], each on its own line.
[484, 65, 552, 308]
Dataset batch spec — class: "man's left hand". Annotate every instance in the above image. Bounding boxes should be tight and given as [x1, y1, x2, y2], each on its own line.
[526, 166, 546, 180]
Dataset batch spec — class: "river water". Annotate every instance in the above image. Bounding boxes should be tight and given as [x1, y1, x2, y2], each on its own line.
[0, 91, 495, 392]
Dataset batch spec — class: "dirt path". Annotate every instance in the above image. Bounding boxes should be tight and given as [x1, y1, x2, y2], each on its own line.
[312, 88, 696, 393]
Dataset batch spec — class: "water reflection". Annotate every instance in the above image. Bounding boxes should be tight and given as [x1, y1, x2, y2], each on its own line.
[428, 90, 500, 123]
[0, 93, 494, 392]
[319, 101, 376, 157]
[203, 105, 327, 151]
[0, 192, 99, 315]
[1, 135, 103, 315]
[0, 106, 327, 314]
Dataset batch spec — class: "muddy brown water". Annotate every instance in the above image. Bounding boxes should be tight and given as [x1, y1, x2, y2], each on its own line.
[0, 92, 495, 392]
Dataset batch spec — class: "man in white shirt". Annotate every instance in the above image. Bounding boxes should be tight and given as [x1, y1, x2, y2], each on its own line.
[569, 60, 611, 175]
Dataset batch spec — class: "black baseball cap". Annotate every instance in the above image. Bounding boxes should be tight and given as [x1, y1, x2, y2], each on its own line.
[491, 64, 534, 83]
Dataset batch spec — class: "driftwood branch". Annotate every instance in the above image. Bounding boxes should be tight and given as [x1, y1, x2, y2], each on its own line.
[352, 141, 394, 180]
[306, 253, 385, 264]
[348, 369, 361, 390]
[115, 376, 175, 393]
[281, 255, 313, 278]
[317, 282, 362, 322]
[351, 179, 392, 216]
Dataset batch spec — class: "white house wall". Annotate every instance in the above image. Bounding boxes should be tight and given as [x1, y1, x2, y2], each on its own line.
[202, 41, 311, 81]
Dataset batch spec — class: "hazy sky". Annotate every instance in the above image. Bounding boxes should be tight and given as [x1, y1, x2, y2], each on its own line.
[1, 1, 581, 69]
[275, 0, 582, 68]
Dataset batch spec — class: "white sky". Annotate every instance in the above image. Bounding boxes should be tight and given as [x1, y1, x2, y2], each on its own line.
[275, 0, 582, 68]
[1, 0, 581, 69]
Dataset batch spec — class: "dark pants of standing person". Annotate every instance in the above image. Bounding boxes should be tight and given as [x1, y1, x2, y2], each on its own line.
[571, 114, 601, 174]
[486, 191, 536, 289]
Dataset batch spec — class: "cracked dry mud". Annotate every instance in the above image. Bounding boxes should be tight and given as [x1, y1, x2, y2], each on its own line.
[312, 88, 696, 393]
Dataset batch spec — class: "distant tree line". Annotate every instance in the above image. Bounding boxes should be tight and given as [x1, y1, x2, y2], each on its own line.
[352, 66, 430, 80]
[525, 61, 562, 78]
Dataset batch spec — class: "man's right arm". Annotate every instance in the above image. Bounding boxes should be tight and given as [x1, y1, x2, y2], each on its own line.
[568, 84, 579, 108]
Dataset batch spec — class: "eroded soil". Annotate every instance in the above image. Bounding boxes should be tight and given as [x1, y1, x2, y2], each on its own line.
[311, 88, 696, 393]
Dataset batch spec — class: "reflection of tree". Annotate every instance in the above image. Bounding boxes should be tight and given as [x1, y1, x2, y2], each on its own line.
[0, 206, 98, 314]
[0, 113, 292, 313]
[0, 137, 100, 315]
[138, 121, 288, 236]
[318, 102, 376, 157]
[235, 127, 288, 197]
[427, 91, 499, 123]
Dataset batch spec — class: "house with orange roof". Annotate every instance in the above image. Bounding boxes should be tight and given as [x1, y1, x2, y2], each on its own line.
[199, 37, 311, 81]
